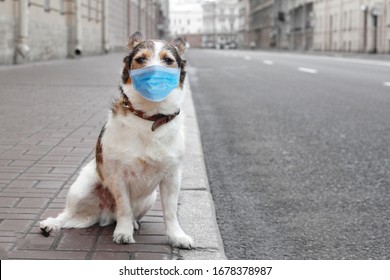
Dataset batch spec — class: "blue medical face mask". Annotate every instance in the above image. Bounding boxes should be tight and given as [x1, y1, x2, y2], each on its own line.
[129, 65, 181, 102]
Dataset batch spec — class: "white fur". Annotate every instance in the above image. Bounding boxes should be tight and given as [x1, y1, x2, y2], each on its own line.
[40, 39, 193, 249]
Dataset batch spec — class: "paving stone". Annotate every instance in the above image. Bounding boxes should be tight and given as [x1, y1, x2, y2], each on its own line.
[0, 207, 40, 214]
[0, 214, 37, 220]
[2, 189, 56, 198]
[138, 223, 166, 236]
[0, 173, 19, 180]
[134, 235, 169, 245]
[26, 166, 53, 174]
[16, 234, 56, 250]
[5, 180, 37, 189]
[91, 251, 131, 260]
[0, 220, 33, 232]
[0, 197, 19, 208]
[0, 159, 13, 166]
[141, 216, 165, 223]
[16, 197, 49, 208]
[34, 180, 64, 189]
[132, 252, 171, 260]
[19, 173, 70, 181]
[7, 250, 87, 260]
[10, 160, 36, 167]
[57, 232, 96, 250]
[95, 234, 172, 254]
[51, 167, 77, 174]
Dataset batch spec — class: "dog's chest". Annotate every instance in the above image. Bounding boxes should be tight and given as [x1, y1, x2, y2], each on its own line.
[101, 118, 183, 193]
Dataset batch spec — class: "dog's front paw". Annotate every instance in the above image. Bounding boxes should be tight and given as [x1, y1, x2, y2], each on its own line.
[113, 231, 135, 244]
[168, 233, 194, 249]
[40, 218, 60, 237]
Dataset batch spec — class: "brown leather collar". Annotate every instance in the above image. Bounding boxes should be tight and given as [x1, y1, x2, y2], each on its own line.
[119, 87, 180, 131]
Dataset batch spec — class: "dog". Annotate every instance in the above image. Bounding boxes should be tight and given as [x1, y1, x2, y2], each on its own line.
[40, 32, 193, 249]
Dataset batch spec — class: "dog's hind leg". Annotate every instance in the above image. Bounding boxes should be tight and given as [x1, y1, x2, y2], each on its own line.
[40, 159, 102, 236]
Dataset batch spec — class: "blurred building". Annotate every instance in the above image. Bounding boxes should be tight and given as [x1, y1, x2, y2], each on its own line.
[201, 0, 241, 49]
[313, 0, 390, 53]
[248, 0, 305, 50]
[249, 0, 274, 49]
[288, 0, 314, 50]
[169, 0, 203, 47]
[110, 0, 167, 51]
[0, 0, 168, 65]
[202, 0, 217, 48]
[237, 0, 251, 49]
[249, 0, 390, 54]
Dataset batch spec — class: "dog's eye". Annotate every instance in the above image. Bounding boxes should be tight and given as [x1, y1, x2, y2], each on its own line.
[135, 57, 146, 64]
[163, 57, 174, 65]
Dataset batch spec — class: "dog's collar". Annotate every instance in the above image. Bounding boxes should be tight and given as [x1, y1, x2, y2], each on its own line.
[119, 87, 180, 131]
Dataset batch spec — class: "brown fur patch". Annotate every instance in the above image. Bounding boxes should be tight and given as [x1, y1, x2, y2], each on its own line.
[122, 40, 155, 84]
[131, 49, 153, 70]
[179, 60, 186, 89]
[159, 50, 179, 68]
[93, 183, 116, 212]
[122, 56, 130, 84]
[161, 44, 186, 89]
[95, 125, 105, 181]
[111, 92, 131, 116]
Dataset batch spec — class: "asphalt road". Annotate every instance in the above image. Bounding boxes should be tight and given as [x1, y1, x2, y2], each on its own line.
[186, 49, 390, 259]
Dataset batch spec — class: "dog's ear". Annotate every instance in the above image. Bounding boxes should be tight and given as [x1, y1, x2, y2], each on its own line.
[127, 31, 143, 50]
[173, 37, 186, 56]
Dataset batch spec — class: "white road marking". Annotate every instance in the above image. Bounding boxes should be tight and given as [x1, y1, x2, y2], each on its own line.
[298, 67, 318, 74]
[384, 82, 390, 87]
[244, 55, 251, 60]
[263, 60, 274, 65]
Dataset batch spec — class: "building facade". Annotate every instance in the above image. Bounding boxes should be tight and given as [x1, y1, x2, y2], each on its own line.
[313, 0, 390, 53]
[169, 0, 203, 47]
[288, 0, 315, 50]
[248, 0, 390, 53]
[237, 0, 251, 48]
[201, 0, 241, 49]
[0, 0, 167, 65]
[249, 0, 275, 48]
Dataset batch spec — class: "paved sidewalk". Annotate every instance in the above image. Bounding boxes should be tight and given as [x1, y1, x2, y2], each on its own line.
[0, 54, 225, 260]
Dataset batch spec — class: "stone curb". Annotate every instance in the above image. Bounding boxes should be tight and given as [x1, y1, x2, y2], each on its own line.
[177, 80, 226, 260]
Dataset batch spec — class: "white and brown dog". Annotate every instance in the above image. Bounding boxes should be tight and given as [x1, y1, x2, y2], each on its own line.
[40, 32, 193, 249]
